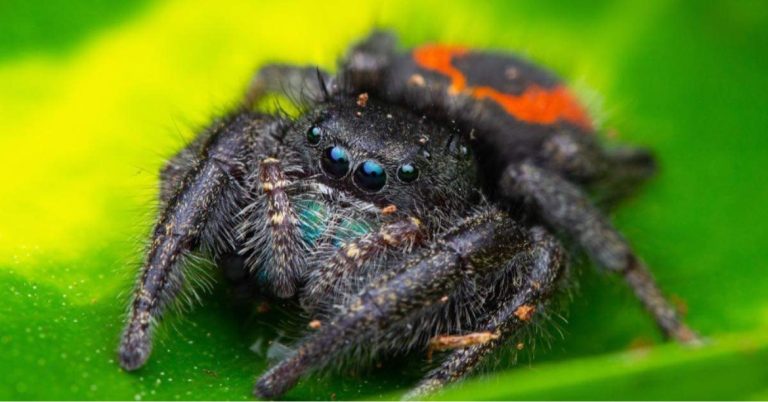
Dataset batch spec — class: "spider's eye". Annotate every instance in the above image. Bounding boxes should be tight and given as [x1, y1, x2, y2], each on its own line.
[397, 163, 419, 183]
[306, 125, 322, 145]
[321, 146, 350, 178]
[354, 160, 387, 192]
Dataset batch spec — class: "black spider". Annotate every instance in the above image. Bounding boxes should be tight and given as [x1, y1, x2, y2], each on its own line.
[118, 31, 698, 399]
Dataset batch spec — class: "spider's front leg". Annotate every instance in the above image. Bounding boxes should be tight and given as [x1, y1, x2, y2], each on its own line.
[118, 113, 283, 371]
[254, 208, 529, 399]
[405, 226, 565, 399]
[158, 131, 213, 206]
[500, 161, 699, 343]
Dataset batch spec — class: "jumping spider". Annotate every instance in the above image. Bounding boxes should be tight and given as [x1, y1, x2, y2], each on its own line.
[119, 31, 698, 399]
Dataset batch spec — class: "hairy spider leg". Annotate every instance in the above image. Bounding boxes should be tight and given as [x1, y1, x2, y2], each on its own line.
[120, 121, 244, 369]
[500, 162, 698, 344]
[243, 64, 334, 110]
[158, 131, 214, 206]
[340, 30, 397, 91]
[254, 209, 529, 399]
[536, 133, 658, 209]
[119, 114, 272, 371]
[595, 146, 658, 207]
[404, 226, 565, 399]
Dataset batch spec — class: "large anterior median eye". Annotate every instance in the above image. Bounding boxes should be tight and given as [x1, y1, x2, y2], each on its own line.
[321, 146, 350, 178]
[354, 160, 387, 192]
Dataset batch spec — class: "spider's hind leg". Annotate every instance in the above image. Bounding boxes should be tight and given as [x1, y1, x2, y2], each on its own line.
[594, 146, 658, 207]
[500, 161, 698, 344]
[340, 30, 397, 91]
[405, 226, 565, 399]
[539, 133, 656, 205]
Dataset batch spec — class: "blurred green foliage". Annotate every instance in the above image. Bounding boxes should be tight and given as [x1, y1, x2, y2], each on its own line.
[0, 0, 151, 61]
[0, 0, 766, 399]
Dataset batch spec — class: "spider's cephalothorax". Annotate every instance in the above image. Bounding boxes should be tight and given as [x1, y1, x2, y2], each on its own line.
[242, 96, 479, 307]
[119, 31, 699, 399]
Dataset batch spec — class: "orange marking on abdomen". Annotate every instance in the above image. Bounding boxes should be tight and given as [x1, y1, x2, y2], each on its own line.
[472, 85, 593, 131]
[412, 45, 469, 94]
[412, 45, 593, 131]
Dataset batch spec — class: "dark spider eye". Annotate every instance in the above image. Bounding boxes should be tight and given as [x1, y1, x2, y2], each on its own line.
[354, 160, 387, 192]
[321, 146, 350, 178]
[306, 125, 322, 145]
[397, 163, 419, 183]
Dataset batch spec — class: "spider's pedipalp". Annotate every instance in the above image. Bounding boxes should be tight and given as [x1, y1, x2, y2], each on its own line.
[246, 157, 306, 298]
[499, 161, 698, 344]
[404, 226, 565, 399]
[254, 208, 528, 399]
[301, 216, 425, 311]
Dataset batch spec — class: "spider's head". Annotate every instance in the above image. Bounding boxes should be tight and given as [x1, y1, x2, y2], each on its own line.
[287, 94, 478, 215]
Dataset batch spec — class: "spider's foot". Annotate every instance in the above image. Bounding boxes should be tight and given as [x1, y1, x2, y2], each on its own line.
[118, 332, 151, 371]
[253, 376, 281, 400]
[674, 324, 704, 347]
[253, 361, 302, 400]
[402, 378, 441, 401]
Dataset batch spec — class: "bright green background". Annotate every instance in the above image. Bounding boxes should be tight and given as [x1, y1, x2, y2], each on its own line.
[1, 0, 766, 400]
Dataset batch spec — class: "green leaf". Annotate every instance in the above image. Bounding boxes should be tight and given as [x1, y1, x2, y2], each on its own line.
[1, 0, 766, 399]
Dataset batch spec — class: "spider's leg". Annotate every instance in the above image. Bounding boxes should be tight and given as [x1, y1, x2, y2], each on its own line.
[119, 113, 281, 371]
[595, 146, 658, 207]
[302, 216, 424, 311]
[340, 30, 397, 91]
[499, 161, 698, 343]
[539, 133, 655, 188]
[240, 157, 306, 298]
[254, 208, 529, 399]
[243, 64, 334, 110]
[404, 226, 565, 400]
[158, 131, 212, 205]
[602, 146, 657, 184]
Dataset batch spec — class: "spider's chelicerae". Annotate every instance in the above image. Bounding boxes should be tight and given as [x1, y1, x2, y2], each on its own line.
[119, 31, 699, 399]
